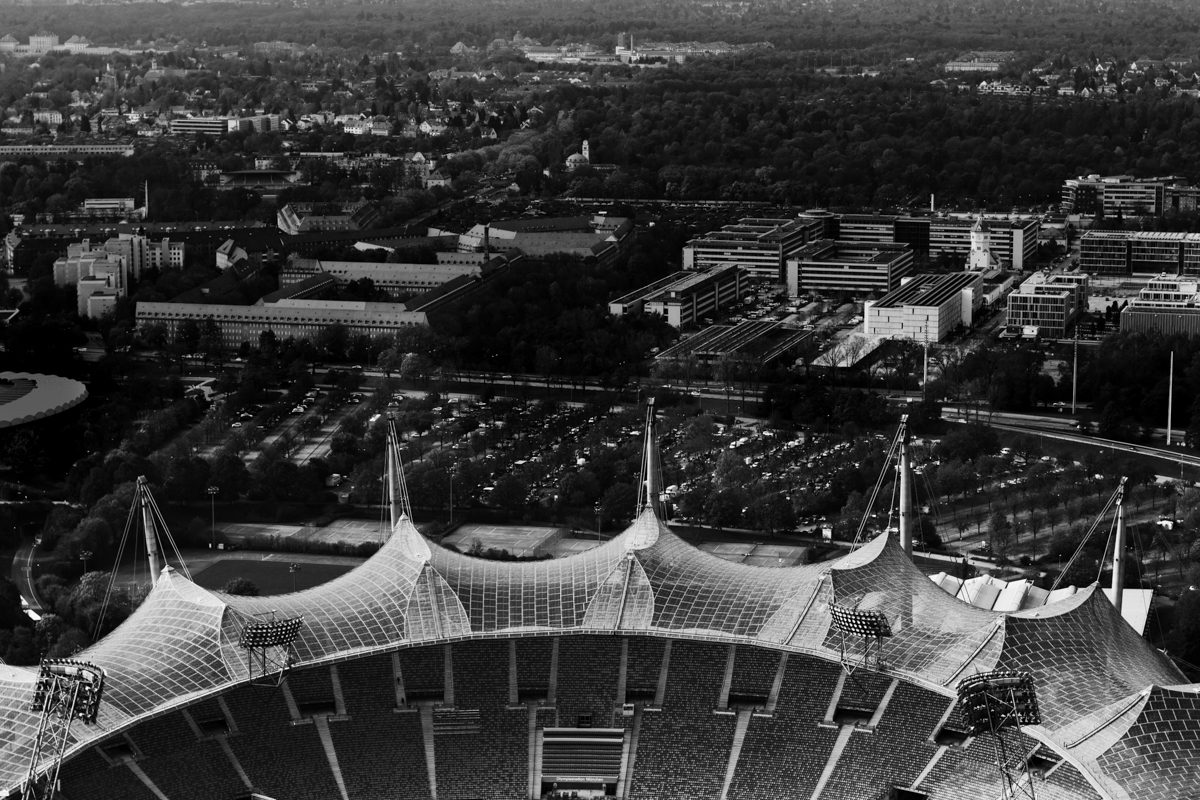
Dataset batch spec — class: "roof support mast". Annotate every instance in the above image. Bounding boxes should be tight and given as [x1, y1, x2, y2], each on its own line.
[636, 399, 661, 516]
[386, 413, 411, 531]
[898, 416, 913, 560]
[1112, 477, 1128, 616]
[137, 476, 162, 586]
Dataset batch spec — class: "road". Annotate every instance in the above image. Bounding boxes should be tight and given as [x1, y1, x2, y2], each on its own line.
[943, 406, 1200, 471]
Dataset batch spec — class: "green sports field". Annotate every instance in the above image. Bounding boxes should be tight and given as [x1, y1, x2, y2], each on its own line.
[192, 559, 355, 595]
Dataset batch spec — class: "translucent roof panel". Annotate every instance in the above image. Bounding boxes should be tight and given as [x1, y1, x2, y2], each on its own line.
[636, 527, 826, 638]
[81, 569, 237, 716]
[222, 518, 426, 659]
[998, 588, 1184, 732]
[1095, 686, 1200, 800]
[429, 533, 628, 632]
[825, 535, 1000, 685]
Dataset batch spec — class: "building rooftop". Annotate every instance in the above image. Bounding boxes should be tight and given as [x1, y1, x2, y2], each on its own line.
[872, 272, 980, 309]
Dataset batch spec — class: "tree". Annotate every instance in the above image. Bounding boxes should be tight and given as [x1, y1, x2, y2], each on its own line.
[222, 577, 260, 596]
[599, 482, 637, 528]
[745, 494, 796, 536]
[989, 510, 1014, 557]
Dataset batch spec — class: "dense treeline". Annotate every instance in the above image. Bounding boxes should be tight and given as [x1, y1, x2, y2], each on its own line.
[3, 0, 1200, 61]
[526, 56, 1200, 208]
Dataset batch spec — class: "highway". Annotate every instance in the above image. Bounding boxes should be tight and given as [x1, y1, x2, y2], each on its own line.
[942, 406, 1200, 470]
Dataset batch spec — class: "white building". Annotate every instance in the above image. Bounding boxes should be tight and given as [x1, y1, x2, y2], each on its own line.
[864, 272, 984, 342]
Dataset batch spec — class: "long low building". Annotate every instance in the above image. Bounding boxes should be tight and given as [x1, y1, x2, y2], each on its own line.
[682, 216, 824, 282]
[608, 271, 691, 316]
[136, 299, 428, 350]
[864, 271, 984, 342]
[810, 213, 1039, 271]
[282, 258, 484, 298]
[641, 265, 747, 328]
[786, 239, 913, 296]
[1080, 229, 1200, 275]
[1120, 273, 1200, 336]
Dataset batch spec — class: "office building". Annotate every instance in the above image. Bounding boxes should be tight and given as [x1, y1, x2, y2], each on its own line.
[282, 257, 489, 299]
[682, 217, 823, 282]
[639, 265, 747, 328]
[1120, 274, 1200, 337]
[53, 243, 127, 319]
[1004, 271, 1088, 339]
[786, 240, 914, 297]
[137, 300, 429, 350]
[609, 271, 691, 317]
[169, 117, 234, 136]
[455, 216, 634, 267]
[1060, 174, 1189, 216]
[864, 272, 984, 342]
[1079, 230, 1200, 276]
[277, 200, 380, 235]
[806, 213, 1038, 271]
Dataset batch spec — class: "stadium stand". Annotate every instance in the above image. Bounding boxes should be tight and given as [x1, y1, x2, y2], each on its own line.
[3, 407, 1198, 800]
[330, 655, 431, 800]
[628, 641, 736, 799]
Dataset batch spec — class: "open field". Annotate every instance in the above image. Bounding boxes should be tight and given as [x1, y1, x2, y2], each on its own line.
[192, 558, 355, 595]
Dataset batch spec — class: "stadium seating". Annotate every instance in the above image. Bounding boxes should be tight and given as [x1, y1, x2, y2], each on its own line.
[433, 640, 528, 800]
[220, 677, 345, 800]
[726, 653, 844, 799]
[628, 640, 735, 799]
[554, 635, 622, 727]
[330, 654, 431, 800]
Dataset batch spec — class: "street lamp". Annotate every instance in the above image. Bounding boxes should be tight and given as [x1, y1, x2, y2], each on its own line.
[79, 550, 92, 574]
[206, 486, 219, 549]
[595, 505, 602, 540]
[289, 562, 301, 593]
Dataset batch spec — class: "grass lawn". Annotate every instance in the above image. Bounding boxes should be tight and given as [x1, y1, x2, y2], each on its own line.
[192, 559, 354, 595]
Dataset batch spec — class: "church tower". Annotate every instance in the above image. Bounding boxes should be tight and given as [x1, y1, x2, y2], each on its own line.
[968, 215, 994, 271]
[581, 139, 590, 162]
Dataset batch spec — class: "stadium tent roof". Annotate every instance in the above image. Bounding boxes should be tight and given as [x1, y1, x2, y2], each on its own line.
[0, 372, 88, 428]
[0, 503, 1195, 797]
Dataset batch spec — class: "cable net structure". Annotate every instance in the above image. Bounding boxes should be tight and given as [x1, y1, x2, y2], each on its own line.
[0, 425, 1195, 800]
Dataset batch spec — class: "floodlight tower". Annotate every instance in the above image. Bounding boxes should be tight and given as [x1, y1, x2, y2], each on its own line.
[829, 601, 893, 675]
[239, 613, 304, 688]
[22, 660, 106, 800]
[957, 671, 1042, 800]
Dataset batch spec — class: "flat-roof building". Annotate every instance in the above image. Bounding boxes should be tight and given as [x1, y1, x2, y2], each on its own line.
[608, 271, 690, 317]
[786, 240, 914, 297]
[1061, 174, 1181, 216]
[136, 300, 429, 350]
[1004, 271, 1089, 339]
[282, 257, 485, 299]
[1080, 230, 1200, 275]
[1120, 274, 1200, 337]
[682, 217, 823, 282]
[455, 215, 634, 267]
[642, 265, 746, 328]
[864, 272, 984, 342]
[805, 213, 1038, 271]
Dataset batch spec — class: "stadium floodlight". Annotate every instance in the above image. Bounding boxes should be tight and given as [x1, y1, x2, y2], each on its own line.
[30, 660, 106, 723]
[829, 601, 892, 676]
[830, 603, 893, 640]
[239, 616, 304, 649]
[957, 671, 1041, 736]
[956, 671, 1042, 800]
[23, 660, 106, 800]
